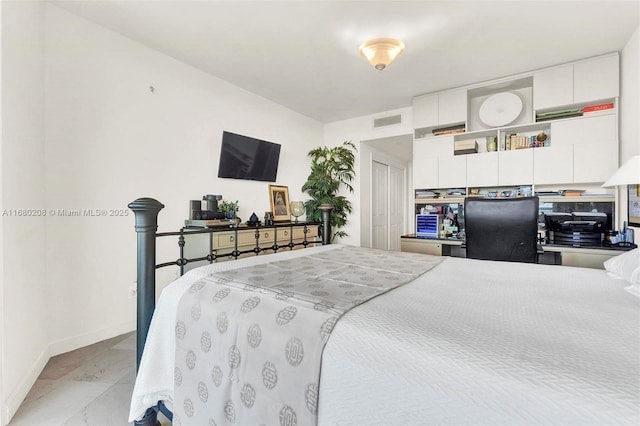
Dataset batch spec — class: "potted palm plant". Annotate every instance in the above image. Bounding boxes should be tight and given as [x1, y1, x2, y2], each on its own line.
[301, 140, 356, 241]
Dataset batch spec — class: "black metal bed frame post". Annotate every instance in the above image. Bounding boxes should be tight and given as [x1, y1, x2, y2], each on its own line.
[129, 197, 165, 370]
[129, 198, 164, 426]
[319, 204, 333, 245]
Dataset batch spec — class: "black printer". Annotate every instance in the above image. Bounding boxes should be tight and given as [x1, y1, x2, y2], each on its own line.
[544, 212, 609, 247]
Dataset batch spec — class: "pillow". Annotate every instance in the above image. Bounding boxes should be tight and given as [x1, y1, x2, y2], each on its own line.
[604, 248, 640, 283]
[604, 248, 640, 298]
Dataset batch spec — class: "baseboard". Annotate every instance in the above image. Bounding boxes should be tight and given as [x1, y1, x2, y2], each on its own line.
[2, 345, 49, 426]
[1, 320, 136, 425]
[48, 320, 135, 357]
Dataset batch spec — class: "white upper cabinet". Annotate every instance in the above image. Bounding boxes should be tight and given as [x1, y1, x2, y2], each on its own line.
[533, 65, 573, 110]
[467, 152, 498, 187]
[549, 114, 618, 184]
[413, 89, 466, 130]
[498, 150, 533, 186]
[550, 114, 617, 146]
[438, 89, 467, 126]
[573, 54, 619, 104]
[533, 53, 619, 110]
[411, 53, 619, 190]
[573, 141, 618, 183]
[439, 155, 467, 188]
[533, 145, 574, 185]
[412, 94, 439, 129]
[413, 136, 453, 189]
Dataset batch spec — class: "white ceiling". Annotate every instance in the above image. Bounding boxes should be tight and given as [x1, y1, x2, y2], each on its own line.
[50, 0, 639, 126]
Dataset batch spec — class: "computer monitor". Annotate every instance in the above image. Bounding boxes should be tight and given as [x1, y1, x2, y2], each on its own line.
[416, 214, 440, 237]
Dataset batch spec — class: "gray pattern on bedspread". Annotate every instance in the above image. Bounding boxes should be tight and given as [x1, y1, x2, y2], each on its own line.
[172, 246, 442, 426]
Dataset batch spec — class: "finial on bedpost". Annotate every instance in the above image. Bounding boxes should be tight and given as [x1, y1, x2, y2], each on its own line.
[128, 198, 165, 373]
[318, 204, 333, 245]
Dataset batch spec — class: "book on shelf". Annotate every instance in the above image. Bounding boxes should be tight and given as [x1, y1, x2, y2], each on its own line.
[454, 140, 477, 155]
[536, 108, 581, 117]
[559, 189, 586, 197]
[582, 102, 614, 113]
[433, 128, 466, 136]
[536, 112, 583, 122]
[508, 134, 529, 150]
[432, 123, 465, 132]
[454, 148, 478, 155]
[536, 108, 583, 122]
[454, 139, 477, 149]
[432, 123, 466, 136]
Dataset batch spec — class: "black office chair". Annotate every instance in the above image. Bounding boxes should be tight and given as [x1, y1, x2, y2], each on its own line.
[463, 196, 540, 263]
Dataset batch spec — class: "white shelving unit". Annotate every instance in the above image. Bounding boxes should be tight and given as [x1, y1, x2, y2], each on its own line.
[412, 52, 620, 196]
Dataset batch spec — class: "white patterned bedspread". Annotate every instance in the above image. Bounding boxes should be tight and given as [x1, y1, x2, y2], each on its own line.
[318, 256, 640, 425]
[130, 245, 640, 425]
[172, 245, 441, 425]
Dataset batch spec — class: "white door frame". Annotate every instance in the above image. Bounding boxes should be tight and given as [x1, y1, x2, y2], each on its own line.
[359, 142, 412, 249]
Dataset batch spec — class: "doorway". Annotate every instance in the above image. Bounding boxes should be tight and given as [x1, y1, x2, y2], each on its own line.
[360, 135, 412, 251]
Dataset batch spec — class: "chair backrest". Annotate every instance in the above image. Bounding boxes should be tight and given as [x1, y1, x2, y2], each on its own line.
[464, 196, 539, 263]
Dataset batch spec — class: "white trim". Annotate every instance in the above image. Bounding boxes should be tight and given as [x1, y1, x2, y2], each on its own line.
[1, 320, 134, 425]
[48, 320, 135, 357]
[2, 346, 48, 426]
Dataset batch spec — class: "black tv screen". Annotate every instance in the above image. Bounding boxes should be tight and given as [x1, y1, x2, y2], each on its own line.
[217, 131, 281, 182]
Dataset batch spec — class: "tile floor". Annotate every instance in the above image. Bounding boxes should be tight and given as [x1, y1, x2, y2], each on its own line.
[9, 332, 170, 426]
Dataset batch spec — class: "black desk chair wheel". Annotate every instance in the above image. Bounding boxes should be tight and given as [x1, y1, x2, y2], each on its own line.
[464, 196, 540, 263]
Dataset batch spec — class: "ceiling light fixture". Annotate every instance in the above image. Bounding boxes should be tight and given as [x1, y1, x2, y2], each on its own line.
[359, 37, 405, 71]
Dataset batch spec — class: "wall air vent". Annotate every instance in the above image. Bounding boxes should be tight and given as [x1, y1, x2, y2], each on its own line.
[373, 114, 402, 128]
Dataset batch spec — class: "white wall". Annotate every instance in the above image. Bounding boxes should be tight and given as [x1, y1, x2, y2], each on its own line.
[1, 1, 48, 424]
[620, 26, 639, 160]
[43, 4, 323, 356]
[323, 107, 414, 246]
[619, 25, 640, 229]
[0, 3, 323, 421]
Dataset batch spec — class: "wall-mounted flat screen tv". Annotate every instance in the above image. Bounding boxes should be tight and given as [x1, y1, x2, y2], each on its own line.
[217, 131, 281, 182]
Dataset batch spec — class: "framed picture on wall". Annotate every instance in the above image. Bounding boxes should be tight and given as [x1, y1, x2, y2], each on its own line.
[269, 185, 290, 222]
[629, 184, 640, 226]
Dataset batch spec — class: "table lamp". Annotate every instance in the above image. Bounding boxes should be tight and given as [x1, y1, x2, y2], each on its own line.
[602, 155, 640, 187]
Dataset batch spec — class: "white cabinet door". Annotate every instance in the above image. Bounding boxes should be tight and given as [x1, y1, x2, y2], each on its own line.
[438, 89, 466, 125]
[466, 152, 498, 187]
[413, 137, 450, 189]
[574, 142, 618, 183]
[498, 149, 533, 186]
[533, 64, 573, 110]
[439, 155, 467, 188]
[413, 156, 439, 189]
[533, 54, 618, 110]
[550, 114, 617, 146]
[574, 54, 619, 103]
[412, 94, 439, 129]
[533, 145, 573, 185]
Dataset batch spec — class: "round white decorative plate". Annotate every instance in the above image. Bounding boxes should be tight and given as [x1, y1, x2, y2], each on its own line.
[478, 92, 523, 127]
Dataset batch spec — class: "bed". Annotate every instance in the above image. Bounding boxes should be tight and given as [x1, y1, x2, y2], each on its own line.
[128, 198, 640, 425]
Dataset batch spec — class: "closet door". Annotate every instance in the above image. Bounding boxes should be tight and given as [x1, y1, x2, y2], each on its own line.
[372, 160, 389, 250]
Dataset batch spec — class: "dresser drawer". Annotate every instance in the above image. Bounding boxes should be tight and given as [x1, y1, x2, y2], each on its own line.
[214, 231, 256, 249]
[214, 226, 320, 250]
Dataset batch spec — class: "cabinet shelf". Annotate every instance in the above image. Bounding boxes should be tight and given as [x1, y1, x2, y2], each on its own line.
[415, 197, 465, 204]
[538, 195, 614, 203]
[415, 194, 614, 205]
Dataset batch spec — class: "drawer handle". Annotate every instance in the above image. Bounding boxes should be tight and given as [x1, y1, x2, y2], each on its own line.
[230, 236, 234, 242]
[264, 233, 269, 238]
[284, 230, 288, 236]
